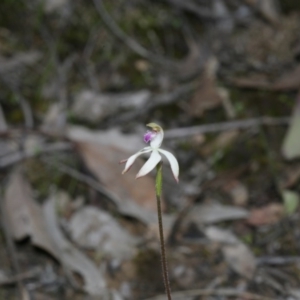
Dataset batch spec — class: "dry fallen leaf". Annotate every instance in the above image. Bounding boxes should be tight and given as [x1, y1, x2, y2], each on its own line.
[184, 202, 249, 225]
[0, 51, 42, 76]
[280, 165, 300, 189]
[0, 132, 70, 168]
[31, 292, 56, 300]
[3, 170, 58, 259]
[71, 90, 150, 123]
[282, 95, 300, 160]
[200, 130, 239, 156]
[223, 180, 249, 206]
[282, 189, 299, 215]
[5, 174, 118, 297]
[205, 226, 256, 279]
[41, 103, 66, 135]
[188, 58, 225, 117]
[231, 65, 300, 92]
[68, 206, 137, 260]
[246, 203, 284, 226]
[205, 226, 240, 244]
[229, 75, 271, 90]
[272, 65, 300, 91]
[43, 0, 70, 13]
[245, 0, 280, 24]
[77, 142, 157, 210]
[288, 288, 300, 299]
[67, 126, 160, 225]
[43, 195, 110, 297]
[67, 125, 145, 154]
[222, 243, 256, 280]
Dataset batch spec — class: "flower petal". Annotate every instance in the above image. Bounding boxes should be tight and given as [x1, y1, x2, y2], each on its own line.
[150, 130, 164, 148]
[158, 149, 179, 183]
[147, 123, 164, 148]
[144, 131, 156, 143]
[136, 150, 161, 179]
[121, 148, 151, 174]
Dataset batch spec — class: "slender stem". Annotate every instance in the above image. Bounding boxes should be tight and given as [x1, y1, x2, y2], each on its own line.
[156, 162, 172, 300]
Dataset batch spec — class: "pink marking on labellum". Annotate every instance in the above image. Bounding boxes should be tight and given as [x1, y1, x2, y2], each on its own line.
[144, 131, 156, 143]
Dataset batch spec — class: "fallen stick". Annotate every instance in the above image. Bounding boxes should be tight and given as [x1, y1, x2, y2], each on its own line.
[164, 116, 290, 139]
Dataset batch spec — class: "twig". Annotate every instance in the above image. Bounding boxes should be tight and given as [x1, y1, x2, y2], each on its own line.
[42, 157, 159, 225]
[0, 142, 71, 168]
[0, 127, 68, 139]
[164, 116, 290, 139]
[54, 54, 77, 109]
[257, 256, 300, 265]
[0, 267, 42, 286]
[0, 52, 41, 75]
[144, 287, 276, 300]
[40, 157, 121, 208]
[92, 0, 176, 68]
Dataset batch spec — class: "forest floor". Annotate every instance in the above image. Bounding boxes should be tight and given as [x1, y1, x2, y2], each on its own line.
[1, 0, 300, 299]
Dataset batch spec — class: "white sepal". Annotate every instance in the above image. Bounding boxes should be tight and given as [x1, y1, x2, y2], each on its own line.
[122, 147, 151, 174]
[158, 149, 179, 182]
[150, 130, 164, 148]
[136, 150, 161, 178]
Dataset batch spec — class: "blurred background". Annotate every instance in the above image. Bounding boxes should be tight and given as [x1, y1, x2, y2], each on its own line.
[1, 0, 300, 299]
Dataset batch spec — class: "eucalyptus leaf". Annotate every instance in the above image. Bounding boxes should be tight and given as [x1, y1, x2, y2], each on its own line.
[282, 190, 299, 215]
[282, 100, 300, 159]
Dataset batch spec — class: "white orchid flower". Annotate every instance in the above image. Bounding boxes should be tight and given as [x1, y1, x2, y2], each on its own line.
[120, 123, 179, 182]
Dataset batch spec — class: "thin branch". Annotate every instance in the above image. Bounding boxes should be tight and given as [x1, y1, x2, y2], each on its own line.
[40, 157, 121, 208]
[144, 287, 275, 300]
[54, 54, 77, 109]
[0, 267, 42, 286]
[0, 52, 41, 75]
[0, 142, 71, 168]
[164, 116, 290, 139]
[257, 256, 300, 265]
[41, 157, 160, 225]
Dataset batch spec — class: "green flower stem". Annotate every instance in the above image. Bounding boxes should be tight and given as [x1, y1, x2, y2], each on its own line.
[156, 162, 172, 300]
